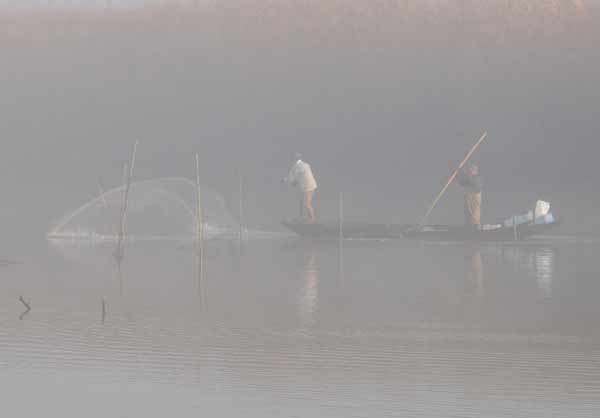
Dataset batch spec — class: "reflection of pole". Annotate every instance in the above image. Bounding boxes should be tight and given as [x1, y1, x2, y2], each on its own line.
[339, 192, 344, 281]
[117, 261, 123, 296]
[463, 246, 484, 308]
[299, 246, 319, 328]
[115, 141, 138, 263]
[238, 170, 244, 248]
[195, 248, 205, 311]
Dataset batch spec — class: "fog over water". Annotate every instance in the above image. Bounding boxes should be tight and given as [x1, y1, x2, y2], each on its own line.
[1, 2, 600, 417]
[1, 1, 599, 244]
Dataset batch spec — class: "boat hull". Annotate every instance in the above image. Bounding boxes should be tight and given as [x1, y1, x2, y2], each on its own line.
[282, 221, 558, 241]
[402, 222, 558, 242]
[282, 221, 408, 239]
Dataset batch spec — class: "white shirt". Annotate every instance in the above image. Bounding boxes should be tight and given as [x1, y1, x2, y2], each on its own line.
[287, 160, 317, 192]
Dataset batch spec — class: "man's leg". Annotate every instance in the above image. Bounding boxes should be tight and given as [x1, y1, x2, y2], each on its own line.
[472, 192, 482, 226]
[304, 190, 316, 223]
[299, 194, 305, 221]
[465, 192, 482, 227]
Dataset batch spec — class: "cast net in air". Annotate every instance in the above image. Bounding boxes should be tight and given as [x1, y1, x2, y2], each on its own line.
[48, 177, 234, 241]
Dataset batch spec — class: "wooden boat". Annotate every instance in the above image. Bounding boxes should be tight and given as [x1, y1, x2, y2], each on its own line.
[282, 218, 558, 242]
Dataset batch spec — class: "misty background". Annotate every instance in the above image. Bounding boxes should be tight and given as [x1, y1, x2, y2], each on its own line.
[1, 1, 598, 251]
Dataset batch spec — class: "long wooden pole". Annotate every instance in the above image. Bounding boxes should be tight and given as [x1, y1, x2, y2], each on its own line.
[338, 192, 344, 240]
[115, 140, 138, 263]
[96, 177, 108, 209]
[195, 154, 203, 241]
[420, 131, 487, 225]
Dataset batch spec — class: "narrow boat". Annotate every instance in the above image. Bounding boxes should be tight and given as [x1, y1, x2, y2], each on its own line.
[282, 201, 559, 241]
[282, 220, 558, 241]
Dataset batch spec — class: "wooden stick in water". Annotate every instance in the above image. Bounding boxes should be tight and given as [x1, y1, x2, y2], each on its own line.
[19, 296, 31, 311]
[339, 192, 344, 240]
[195, 153, 204, 283]
[420, 131, 487, 226]
[195, 154, 203, 242]
[96, 177, 108, 209]
[115, 163, 128, 262]
[115, 141, 138, 263]
[19, 296, 31, 320]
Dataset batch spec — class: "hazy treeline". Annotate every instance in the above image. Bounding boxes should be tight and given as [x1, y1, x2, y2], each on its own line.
[1, 1, 593, 44]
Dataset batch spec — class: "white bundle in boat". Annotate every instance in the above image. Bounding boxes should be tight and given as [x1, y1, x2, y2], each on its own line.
[503, 211, 534, 227]
[535, 200, 551, 218]
[503, 200, 555, 228]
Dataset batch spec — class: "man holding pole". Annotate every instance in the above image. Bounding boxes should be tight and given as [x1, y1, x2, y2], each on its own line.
[458, 164, 483, 228]
[418, 131, 487, 228]
[283, 153, 318, 223]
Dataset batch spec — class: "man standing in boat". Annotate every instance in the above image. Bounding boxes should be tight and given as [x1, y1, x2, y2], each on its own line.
[283, 153, 318, 223]
[458, 164, 483, 228]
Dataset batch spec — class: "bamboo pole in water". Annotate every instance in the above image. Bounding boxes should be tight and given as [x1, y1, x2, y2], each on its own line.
[338, 192, 344, 240]
[195, 153, 204, 282]
[96, 177, 108, 209]
[115, 141, 138, 263]
[19, 296, 31, 320]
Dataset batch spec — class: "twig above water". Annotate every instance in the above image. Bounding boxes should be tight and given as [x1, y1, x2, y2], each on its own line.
[19, 296, 31, 320]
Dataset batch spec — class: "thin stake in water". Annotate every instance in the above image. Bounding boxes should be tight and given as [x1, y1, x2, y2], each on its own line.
[96, 177, 108, 209]
[239, 170, 244, 244]
[195, 153, 204, 284]
[114, 141, 138, 263]
[19, 296, 31, 320]
[339, 192, 344, 240]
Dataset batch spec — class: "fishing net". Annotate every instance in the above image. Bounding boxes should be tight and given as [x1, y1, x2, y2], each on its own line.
[48, 177, 234, 241]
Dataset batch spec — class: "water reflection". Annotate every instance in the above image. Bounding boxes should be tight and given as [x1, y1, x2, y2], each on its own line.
[494, 244, 556, 298]
[463, 246, 484, 299]
[297, 245, 319, 328]
[534, 248, 555, 299]
[3, 238, 600, 418]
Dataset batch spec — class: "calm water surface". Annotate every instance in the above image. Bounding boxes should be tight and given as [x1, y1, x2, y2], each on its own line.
[1, 237, 600, 417]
